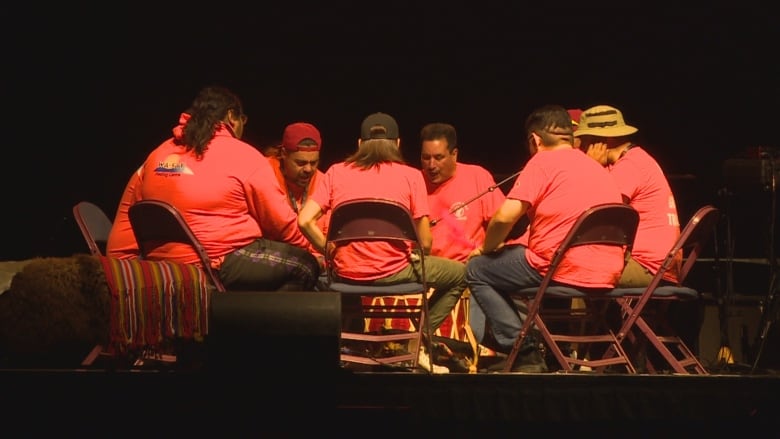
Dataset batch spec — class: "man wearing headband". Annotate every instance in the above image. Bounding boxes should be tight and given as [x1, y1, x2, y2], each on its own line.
[465, 105, 624, 373]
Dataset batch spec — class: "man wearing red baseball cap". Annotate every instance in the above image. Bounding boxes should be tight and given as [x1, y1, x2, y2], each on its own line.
[267, 122, 329, 273]
[269, 122, 323, 214]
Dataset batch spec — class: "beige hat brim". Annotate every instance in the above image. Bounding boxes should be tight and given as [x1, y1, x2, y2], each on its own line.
[574, 125, 638, 137]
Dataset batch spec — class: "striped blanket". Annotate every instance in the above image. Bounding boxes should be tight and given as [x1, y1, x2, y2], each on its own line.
[99, 256, 211, 351]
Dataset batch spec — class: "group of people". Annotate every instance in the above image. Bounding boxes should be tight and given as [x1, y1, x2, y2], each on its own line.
[104, 85, 683, 374]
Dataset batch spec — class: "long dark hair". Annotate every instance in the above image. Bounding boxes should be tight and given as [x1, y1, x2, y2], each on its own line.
[175, 86, 244, 159]
[345, 139, 405, 170]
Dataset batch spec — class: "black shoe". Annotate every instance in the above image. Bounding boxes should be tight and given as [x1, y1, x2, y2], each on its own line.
[480, 348, 548, 373]
[479, 352, 509, 373]
[511, 347, 548, 373]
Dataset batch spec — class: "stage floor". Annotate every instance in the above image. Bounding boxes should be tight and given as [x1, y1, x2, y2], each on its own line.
[2, 365, 779, 435]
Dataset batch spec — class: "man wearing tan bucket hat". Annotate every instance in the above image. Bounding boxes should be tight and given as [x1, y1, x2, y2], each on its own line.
[576, 105, 682, 288]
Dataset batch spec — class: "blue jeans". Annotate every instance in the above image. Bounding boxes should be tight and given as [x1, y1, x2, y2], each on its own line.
[468, 298, 486, 343]
[465, 245, 542, 353]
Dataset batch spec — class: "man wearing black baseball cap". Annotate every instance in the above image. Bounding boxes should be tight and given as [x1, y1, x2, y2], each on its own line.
[360, 112, 400, 142]
[299, 111, 467, 373]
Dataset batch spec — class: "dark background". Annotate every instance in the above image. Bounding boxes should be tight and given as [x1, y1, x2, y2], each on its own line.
[3, 4, 779, 273]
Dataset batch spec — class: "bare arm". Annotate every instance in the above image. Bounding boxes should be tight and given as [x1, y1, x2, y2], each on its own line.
[297, 199, 326, 255]
[415, 215, 432, 255]
[469, 198, 528, 259]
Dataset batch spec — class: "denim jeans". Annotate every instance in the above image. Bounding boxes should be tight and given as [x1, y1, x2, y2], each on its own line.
[465, 245, 542, 353]
[468, 297, 487, 343]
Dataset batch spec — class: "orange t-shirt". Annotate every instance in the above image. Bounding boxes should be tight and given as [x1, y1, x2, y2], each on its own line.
[112, 113, 309, 268]
[426, 163, 506, 262]
[508, 148, 624, 288]
[609, 146, 681, 282]
[106, 166, 142, 259]
[267, 156, 329, 257]
[313, 161, 429, 281]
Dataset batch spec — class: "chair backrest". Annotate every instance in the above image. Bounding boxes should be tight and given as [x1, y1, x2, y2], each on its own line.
[617, 205, 720, 319]
[506, 203, 640, 372]
[608, 205, 720, 374]
[326, 197, 426, 286]
[128, 199, 226, 293]
[73, 201, 113, 256]
[536, 203, 640, 296]
[675, 205, 721, 285]
[327, 198, 420, 245]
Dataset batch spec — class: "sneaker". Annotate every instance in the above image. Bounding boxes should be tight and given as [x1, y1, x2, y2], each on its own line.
[418, 346, 449, 374]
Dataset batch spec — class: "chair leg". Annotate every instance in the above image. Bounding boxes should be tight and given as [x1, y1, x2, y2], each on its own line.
[81, 344, 105, 367]
[460, 290, 479, 373]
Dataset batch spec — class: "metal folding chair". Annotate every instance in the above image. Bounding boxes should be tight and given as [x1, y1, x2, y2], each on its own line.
[128, 199, 226, 293]
[73, 201, 113, 257]
[325, 198, 434, 372]
[606, 205, 720, 374]
[505, 203, 640, 373]
[72, 201, 116, 366]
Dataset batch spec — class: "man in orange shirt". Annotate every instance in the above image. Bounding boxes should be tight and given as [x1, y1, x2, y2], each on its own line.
[577, 105, 681, 287]
[466, 105, 624, 372]
[266, 122, 330, 268]
[268, 122, 323, 216]
[577, 105, 689, 367]
[106, 86, 319, 291]
[420, 122, 515, 362]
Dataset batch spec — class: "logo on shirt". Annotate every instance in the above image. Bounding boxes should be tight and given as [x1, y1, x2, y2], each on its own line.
[154, 155, 194, 176]
[450, 202, 467, 221]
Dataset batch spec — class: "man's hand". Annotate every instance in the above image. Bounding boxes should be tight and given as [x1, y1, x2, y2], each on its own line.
[466, 242, 506, 261]
[585, 142, 609, 166]
[467, 247, 483, 261]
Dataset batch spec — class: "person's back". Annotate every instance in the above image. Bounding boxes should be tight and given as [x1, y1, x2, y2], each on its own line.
[138, 126, 282, 262]
[138, 89, 309, 262]
[319, 159, 428, 278]
[576, 104, 681, 286]
[464, 104, 623, 372]
[298, 112, 467, 372]
[109, 85, 319, 291]
[313, 114, 429, 280]
[517, 147, 624, 286]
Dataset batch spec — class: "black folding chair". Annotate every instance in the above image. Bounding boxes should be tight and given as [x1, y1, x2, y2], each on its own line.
[73, 201, 113, 257]
[128, 199, 226, 293]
